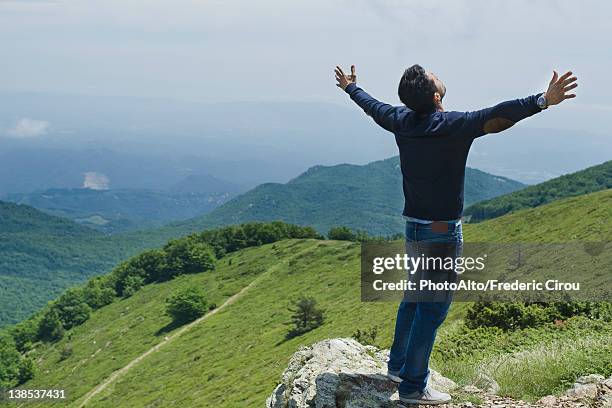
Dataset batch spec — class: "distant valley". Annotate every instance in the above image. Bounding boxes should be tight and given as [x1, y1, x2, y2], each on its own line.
[6, 188, 237, 234]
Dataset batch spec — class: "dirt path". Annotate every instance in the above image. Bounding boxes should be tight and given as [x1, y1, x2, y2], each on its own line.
[76, 272, 264, 407]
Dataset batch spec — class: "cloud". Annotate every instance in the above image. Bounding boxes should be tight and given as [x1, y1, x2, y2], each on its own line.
[5, 118, 50, 138]
[83, 172, 110, 190]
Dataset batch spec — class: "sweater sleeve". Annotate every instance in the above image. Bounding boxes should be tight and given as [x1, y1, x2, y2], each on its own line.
[452, 94, 543, 138]
[344, 83, 406, 133]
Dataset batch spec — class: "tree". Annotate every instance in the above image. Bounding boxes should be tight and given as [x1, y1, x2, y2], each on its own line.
[165, 287, 208, 324]
[327, 226, 357, 241]
[130, 249, 168, 283]
[82, 277, 116, 309]
[54, 288, 92, 330]
[164, 239, 216, 278]
[0, 333, 22, 388]
[37, 308, 64, 342]
[286, 296, 325, 339]
[121, 275, 145, 297]
[10, 318, 39, 353]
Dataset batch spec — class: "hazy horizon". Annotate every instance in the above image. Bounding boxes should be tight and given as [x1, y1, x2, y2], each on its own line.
[1, 0, 610, 187]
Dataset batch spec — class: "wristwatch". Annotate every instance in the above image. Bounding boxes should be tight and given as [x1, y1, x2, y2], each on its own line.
[537, 93, 548, 109]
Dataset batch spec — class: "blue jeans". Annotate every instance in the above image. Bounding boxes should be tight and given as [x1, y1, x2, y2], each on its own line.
[388, 220, 463, 395]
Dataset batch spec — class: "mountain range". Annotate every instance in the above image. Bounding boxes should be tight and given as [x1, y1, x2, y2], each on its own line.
[2, 158, 611, 328]
[159, 156, 525, 237]
[4, 188, 610, 407]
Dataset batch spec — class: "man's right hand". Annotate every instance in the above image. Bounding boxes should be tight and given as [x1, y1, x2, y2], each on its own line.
[545, 70, 578, 106]
[335, 65, 357, 90]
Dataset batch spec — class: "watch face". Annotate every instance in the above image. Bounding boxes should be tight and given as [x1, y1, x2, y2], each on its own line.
[537, 96, 546, 108]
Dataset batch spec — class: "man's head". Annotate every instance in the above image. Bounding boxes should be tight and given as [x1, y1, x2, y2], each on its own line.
[398, 64, 446, 114]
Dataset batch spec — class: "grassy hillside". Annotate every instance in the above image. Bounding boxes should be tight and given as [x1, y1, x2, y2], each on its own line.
[0, 201, 172, 327]
[464, 160, 612, 222]
[463, 188, 612, 242]
[160, 156, 525, 237]
[6, 188, 235, 233]
[10, 190, 611, 407]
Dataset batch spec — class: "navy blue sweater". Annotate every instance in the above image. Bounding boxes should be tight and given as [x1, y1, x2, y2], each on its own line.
[345, 83, 542, 221]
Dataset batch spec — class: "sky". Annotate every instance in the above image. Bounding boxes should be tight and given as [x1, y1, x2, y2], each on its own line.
[1, 0, 610, 133]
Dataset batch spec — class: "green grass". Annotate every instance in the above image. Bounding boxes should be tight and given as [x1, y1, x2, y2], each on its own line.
[464, 188, 612, 242]
[12, 190, 612, 407]
[494, 333, 611, 398]
[434, 317, 612, 401]
[13, 241, 282, 405]
[79, 240, 401, 407]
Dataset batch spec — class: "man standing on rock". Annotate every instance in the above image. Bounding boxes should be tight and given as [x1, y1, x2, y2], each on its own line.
[335, 64, 577, 405]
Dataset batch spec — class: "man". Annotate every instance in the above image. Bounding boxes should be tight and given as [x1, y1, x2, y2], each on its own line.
[335, 64, 577, 405]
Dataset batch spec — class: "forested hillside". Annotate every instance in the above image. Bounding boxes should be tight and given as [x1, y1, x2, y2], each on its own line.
[0, 201, 170, 327]
[161, 156, 525, 236]
[464, 160, 612, 222]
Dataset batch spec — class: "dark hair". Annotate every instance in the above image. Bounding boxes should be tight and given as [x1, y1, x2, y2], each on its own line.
[398, 64, 437, 114]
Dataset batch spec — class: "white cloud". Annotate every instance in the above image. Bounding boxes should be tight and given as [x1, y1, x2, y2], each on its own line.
[83, 172, 110, 190]
[5, 118, 50, 138]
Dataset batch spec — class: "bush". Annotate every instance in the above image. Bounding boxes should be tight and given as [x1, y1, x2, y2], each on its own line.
[435, 315, 612, 362]
[286, 296, 325, 339]
[466, 301, 612, 330]
[59, 344, 73, 361]
[328, 226, 357, 241]
[166, 287, 208, 324]
[352, 326, 380, 347]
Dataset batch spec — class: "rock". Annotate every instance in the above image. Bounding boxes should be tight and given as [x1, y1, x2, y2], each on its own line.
[565, 374, 606, 399]
[474, 372, 500, 395]
[266, 338, 457, 408]
[576, 374, 605, 384]
[598, 376, 612, 408]
[537, 395, 557, 406]
[535, 374, 612, 407]
[462, 385, 481, 394]
[267, 384, 286, 408]
[565, 382, 598, 399]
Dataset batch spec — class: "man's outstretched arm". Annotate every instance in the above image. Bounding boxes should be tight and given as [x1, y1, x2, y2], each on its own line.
[335, 65, 405, 133]
[457, 70, 578, 137]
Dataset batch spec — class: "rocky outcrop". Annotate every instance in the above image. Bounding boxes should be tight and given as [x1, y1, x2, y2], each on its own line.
[267, 338, 612, 408]
[266, 338, 456, 408]
[537, 374, 612, 407]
